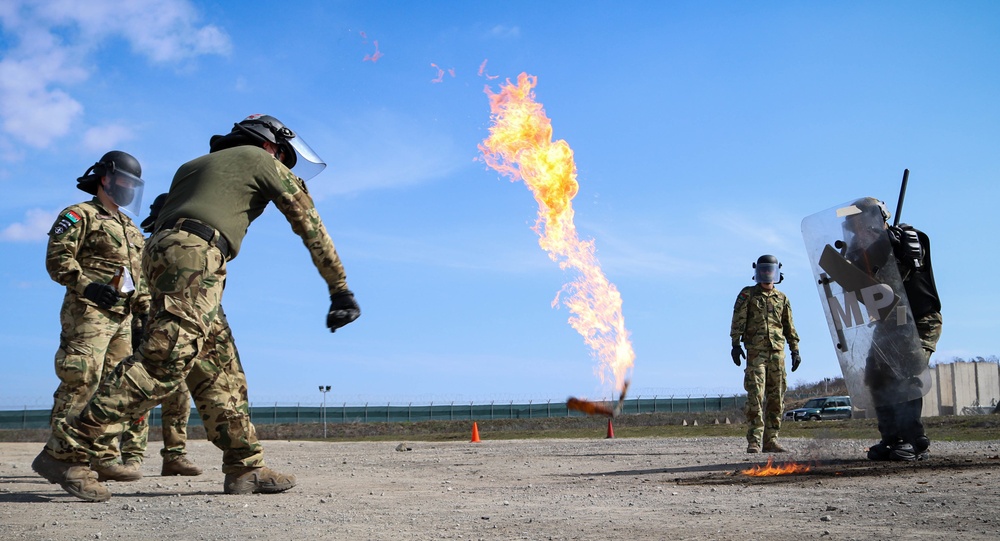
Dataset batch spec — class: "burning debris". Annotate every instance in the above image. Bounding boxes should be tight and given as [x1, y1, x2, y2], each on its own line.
[480, 73, 635, 400]
[742, 457, 811, 477]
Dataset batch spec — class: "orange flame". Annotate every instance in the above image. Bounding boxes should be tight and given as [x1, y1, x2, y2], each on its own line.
[742, 457, 811, 476]
[478, 73, 634, 393]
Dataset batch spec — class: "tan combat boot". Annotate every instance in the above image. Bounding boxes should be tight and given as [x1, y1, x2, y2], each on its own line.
[762, 441, 788, 453]
[32, 450, 112, 502]
[93, 460, 143, 482]
[223, 466, 296, 494]
[162, 456, 203, 476]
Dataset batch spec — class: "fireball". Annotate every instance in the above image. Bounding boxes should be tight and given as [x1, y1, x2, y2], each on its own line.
[479, 73, 634, 396]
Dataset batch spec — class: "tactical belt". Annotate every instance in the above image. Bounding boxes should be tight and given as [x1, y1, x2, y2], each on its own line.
[159, 218, 231, 260]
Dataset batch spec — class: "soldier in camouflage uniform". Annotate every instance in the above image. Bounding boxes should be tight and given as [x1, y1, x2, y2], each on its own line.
[118, 193, 204, 477]
[44, 150, 151, 483]
[730, 255, 801, 454]
[33, 115, 361, 502]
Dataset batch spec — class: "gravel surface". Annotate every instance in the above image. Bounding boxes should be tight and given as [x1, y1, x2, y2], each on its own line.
[2, 436, 999, 540]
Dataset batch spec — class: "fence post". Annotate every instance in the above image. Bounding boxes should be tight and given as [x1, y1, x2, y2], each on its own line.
[430, 402, 433, 421]
[547, 399, 551, 417]
[528, 400, 533, 419]
[387, 402, 390, 423]
[490, 401, 495, 420]
[364, 402, 369, 423]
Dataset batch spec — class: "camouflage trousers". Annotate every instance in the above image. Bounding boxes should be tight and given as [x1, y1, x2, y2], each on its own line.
[47, 229, 264, 473]
[49, 298, 147, 467]
[114, 383, 193, 466]
[743, 348, 787, 446]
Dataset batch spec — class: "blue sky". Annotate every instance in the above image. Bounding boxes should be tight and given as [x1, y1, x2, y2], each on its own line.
[1, 1, 998, 409]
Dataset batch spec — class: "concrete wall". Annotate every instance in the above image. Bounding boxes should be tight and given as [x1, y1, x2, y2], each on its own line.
[923, 362, 1000, 417]
[935, 363, 955, 416]
[976, 363, 1000, 410]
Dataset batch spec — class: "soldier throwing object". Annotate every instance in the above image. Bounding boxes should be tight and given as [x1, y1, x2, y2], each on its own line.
[33, 115, 360, 502]
[117, 193, 204, 477]
[730, 255, 801, 454]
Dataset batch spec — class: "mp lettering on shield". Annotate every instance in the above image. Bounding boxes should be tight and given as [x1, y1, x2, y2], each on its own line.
[818, 244, 906, 330]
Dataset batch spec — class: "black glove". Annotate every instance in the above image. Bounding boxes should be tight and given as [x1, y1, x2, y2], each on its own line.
[731, 344, 745, 367]
[84, 283, 120, 309]
[791, 351, 802, 372]
[327, 290, 360, 333]
[887, 225, 924, 268]
[131, 313, 148, 352]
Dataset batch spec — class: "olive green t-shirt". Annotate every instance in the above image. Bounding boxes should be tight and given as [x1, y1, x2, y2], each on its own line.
[157, 145, 348, 293]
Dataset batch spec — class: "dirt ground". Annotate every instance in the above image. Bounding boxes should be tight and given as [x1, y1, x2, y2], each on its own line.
[1, 436, 999, 541]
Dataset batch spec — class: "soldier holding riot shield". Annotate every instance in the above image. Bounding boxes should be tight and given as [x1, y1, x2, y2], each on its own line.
[802, 188, 941, 462]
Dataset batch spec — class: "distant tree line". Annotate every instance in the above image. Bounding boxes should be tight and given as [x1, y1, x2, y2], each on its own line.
[934, 355, 1000, 366]
[786, 376, 849, 405]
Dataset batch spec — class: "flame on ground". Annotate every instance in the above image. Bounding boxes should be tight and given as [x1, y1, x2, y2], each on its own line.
[742, 457, 811, 476]
[478, 73, 635, 394]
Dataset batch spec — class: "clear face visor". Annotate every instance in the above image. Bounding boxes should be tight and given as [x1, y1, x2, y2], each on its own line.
[288, 136, 326, 181]
[754, 262, 780, 284]
[841, 206, 885, 248]
[105, 170, 145, 215]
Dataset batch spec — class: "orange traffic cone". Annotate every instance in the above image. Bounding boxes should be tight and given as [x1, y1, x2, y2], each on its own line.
[470, 422, 481, 443]
[606, 418, 615, 439]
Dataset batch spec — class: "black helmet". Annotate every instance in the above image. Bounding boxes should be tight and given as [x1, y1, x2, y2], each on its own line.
[753, 254, 783, 284]
[140, 192, 169, 234]
[851, 197, 890, 223]
[210, 114, 297, 169]
[76, 150, 142, 196]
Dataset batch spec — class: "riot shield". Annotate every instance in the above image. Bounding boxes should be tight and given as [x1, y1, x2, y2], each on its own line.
[801, 198, 930, 415]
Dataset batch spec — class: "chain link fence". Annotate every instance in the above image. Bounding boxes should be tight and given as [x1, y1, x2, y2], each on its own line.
[0, 395, 746, 430]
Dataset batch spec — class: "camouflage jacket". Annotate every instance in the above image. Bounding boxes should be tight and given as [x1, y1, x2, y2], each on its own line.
[46, 197, 150, 316]
[730, 284, 799, 353]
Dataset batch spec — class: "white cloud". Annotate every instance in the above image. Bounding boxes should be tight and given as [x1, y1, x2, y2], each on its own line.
[0, 208, 56, 242]
[0, 0, 230, 152]
[81, 124, 134, 153]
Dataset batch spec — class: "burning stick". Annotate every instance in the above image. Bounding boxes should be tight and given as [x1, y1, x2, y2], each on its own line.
[566, 397, 615, 417]
[566, 379, 631, 418]
[613, 379, 630, 416]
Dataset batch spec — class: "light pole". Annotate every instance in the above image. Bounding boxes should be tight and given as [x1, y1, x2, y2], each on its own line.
[319, 385, 331, 438]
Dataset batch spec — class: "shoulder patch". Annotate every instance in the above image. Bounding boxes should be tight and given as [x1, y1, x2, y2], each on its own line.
[734, 290, 750, 310]
[49, 210, 82, 237]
